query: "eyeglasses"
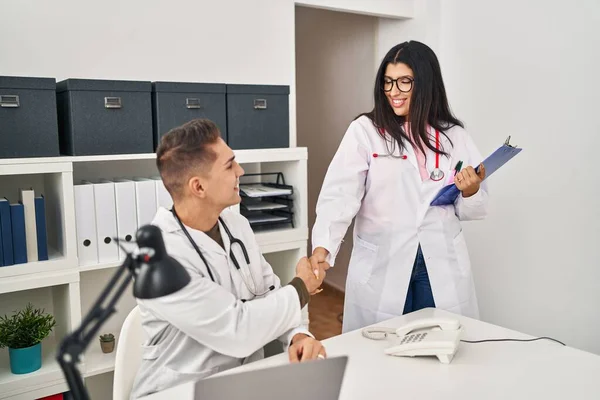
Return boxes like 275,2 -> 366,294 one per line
383,77 -> 414,93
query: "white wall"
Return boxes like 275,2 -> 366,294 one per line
377,0 -> 441,60
0,0 -> 298,144
295,6 -> 376,291
438,0 -> 600,355
296,0 -> 413,19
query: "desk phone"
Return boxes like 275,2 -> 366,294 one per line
362,317 -> 463,364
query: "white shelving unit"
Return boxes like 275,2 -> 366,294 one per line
0,147 -> 308,399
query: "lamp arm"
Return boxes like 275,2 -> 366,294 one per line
56,254 -> 138,400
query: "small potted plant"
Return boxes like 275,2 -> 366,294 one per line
0,303 -> 56,374
99,333 -> 115,353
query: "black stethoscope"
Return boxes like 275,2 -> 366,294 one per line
171,207 -> 274,299
373,128 -> 445,181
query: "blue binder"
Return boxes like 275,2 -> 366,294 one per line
10,202 -> 28,265
0,214 -> 3,266
0,198 -> 13,266
35,195 -> 49,261
431,136 -> 522,206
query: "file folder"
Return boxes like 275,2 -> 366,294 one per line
0,198 -> 13,266
112,179 -> 138,260
74,183 -> 99,266
19,188 -> 38,262
153,177 -> 172,211
133,178 -> 157,228
85,181 -> 119,264
34,195 -> 49,261
431,136 -> 522,206
10,202 -> 28,265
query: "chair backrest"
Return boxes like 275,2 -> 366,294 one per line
113,306 -> 143,400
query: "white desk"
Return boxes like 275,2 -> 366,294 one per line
144,308 -> 600,399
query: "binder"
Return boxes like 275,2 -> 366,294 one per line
0,215 -> 3,266
85,181 -> 119,264
112,179 -> 138,260
0,198 -> 13,266
153,177 -> 172,211
19,188 -> 38,262
34,195 -> 49,261
431,136 -> 523,206
10,202 -> 28,265
133,178 -> 157,228
74,183 -> 99,266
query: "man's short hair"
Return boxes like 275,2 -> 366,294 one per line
156,119 -> 221,200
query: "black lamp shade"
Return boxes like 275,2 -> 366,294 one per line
134,225 -> 191,299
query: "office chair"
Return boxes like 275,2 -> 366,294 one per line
113,306 -> 143,400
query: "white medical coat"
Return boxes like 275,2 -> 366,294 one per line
130,207 -> 310,399
312,116 -> 489,333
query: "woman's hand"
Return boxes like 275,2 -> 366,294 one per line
454,163 -> 485,198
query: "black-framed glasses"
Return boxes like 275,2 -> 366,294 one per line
383,76 -> 414,93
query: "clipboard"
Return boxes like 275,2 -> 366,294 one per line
430,136 -> 522,206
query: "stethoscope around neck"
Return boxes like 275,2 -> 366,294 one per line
373,128 -> 445,181
171,207 -> 274,300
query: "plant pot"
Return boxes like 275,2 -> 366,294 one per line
8,342 -> 42,374
100,339 -> 115,354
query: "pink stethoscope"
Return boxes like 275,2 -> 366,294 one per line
373,128 -> 445,181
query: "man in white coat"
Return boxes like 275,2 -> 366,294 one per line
130,119 -> 328,399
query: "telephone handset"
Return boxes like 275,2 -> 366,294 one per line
362,317 -> 463,364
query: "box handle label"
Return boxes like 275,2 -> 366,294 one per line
186,98 -> 203,109
0,95 -> 20,108
253,99 -> 267,110
104,97 -> 122,109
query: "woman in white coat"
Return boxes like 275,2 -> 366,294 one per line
311,41 -> 489,333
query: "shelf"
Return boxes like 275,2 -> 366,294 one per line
0,162 -> 72,176
0,337 -> 66,399
236,148 -> 307,163
83,335 -> 118,377
79,260 -> 122,272
255,226 -> 308,249
0,147 -> 307,166
0,249 -> 76,281
0,146 -> 308,398
0,268 -> 79,295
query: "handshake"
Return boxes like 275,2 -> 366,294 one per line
294,247 -> 331,295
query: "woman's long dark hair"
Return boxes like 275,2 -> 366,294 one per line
358,41 -> 463,157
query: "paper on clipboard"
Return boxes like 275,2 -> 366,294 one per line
430,136 -> 522,206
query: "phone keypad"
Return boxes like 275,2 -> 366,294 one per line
400,332 -> 428,344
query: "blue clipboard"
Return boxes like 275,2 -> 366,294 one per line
430,136 -> 522,206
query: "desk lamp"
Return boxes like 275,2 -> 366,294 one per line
56,225 -> 191,400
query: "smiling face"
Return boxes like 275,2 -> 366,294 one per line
383,62 -> 414,118
196,138 -> 245,208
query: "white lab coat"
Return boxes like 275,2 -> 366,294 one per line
130,207 -> 311,399
312,116 -> 489,333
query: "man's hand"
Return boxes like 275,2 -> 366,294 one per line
295,257 -> 327,294
288,334 -> 326,363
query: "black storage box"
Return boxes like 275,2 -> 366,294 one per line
56,79 -> 153,156
152,82 -> 227,149
226,84 -> 289,150
0,76 -> 60,159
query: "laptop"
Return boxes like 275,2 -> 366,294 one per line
192,356 -> 348,400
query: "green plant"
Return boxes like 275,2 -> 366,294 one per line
99,333 -> 115,342
0,303 -> 56,349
